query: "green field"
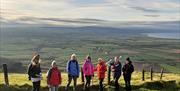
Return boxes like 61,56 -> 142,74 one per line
0,72 -> 180,91
0,27 -> 180,73
0,26 -> 180,91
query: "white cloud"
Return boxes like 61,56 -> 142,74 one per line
0,0 -> 179,21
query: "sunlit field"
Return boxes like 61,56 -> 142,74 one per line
0,72 -> 179,91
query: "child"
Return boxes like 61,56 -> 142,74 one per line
94,58 -> 107,91
47,61 -> 62,91
82,55 -> 94,90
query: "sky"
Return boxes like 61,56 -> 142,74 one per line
0,0 -> 180,21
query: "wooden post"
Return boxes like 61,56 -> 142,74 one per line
142,68 -> 145,81
150,67 -> 153,81
160,68 -> 164,80
107,65 -> 111,85
81,67 -> 84,83
2,64 -> 9,86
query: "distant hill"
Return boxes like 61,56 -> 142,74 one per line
0,17 -> 180,73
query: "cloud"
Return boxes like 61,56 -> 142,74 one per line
126,0 -> 180,13
0,0 -> 179,21
13,17 -> 105,24
130,6 -> 159,12
144,15 -> 160,17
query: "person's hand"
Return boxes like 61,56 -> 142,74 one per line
36,74 -> 42,78
35,74 -> 40,77
28,77 -> 31,81
39,73 -> 42,77
47,84 -> 50,87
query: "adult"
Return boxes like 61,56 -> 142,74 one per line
122,57 -> 134,91
111,56 -> 122,91
82,55 -> 94,90
27,54 -> 42,91
94,58 -> 107,91
66,54 -> 80,91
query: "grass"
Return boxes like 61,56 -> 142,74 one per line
0,27 -> 180,91
159,64 -> 180,74
0,72 -> 180,91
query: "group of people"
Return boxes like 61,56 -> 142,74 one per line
27,54 -> 134,91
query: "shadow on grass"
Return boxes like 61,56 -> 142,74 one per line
0,80 -> 179,91
132,80 -> 179,91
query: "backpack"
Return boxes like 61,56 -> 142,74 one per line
69,60 -> 79,72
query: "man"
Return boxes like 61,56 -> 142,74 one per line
122,57 -> 134,91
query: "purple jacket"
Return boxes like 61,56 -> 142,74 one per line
82,59 -> 94,76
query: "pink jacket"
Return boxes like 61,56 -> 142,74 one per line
82,59 -> 94,76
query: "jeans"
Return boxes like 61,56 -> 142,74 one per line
123,74 -> 131,91
85,76 -> 92,87
65,75 -> 78,91
99,78 -> 104,91
49,86 -> 58,91
114,76 -> 120,91
32,81 -> 40,91
84,75 -> 92,91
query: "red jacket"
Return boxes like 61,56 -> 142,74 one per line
47,67 -> 61,86
94,61 -> 107,79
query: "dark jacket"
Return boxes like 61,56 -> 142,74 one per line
27,63 -> 41,79
122,62 -> 134,76
112,62 -> 122,78
66,60 -> 80,77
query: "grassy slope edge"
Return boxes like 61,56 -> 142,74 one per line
0,72 -> 180,91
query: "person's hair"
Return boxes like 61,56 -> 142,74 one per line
114,56 -> 119,60
31,54 -> 40,66
126,57 -> 132,64
126,57 -> 130,61
86,55 -> 91,60
51,60 -> 56,67
98,58 -> 103,61
71,53 -> 77,60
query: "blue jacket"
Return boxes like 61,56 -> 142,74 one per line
66,60 -> 80,76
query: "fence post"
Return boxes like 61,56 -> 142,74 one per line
142,68 -> 145,81
81,67 -> 84,83
2,64 -> 9,86
107,65 -> 111,85
150,67 -> 153,81
160,68 -> 164,80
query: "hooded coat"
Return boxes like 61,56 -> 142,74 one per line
82,59 -> 94,76
94,61 -> 107,79
47,67 -> 62,86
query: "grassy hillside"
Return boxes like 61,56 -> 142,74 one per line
0,72 -> 180,91
0,26 -> 180,74
0,26 -> 180,91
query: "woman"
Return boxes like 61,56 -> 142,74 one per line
94,58 -> 107,91
82,55 -> 94,90
46,60 -> 62,91
122,57 -> 134,91
66,54 -> 80,91
27,54 -> 42,91
111,56 -> 122,91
